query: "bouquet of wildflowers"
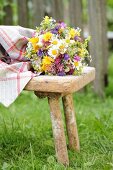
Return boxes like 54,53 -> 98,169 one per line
25,16 -> 91,76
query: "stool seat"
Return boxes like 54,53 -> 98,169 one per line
25,67 -> 95,93
24,67 -> 95,166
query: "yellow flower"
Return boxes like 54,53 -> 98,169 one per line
79,48 -> 86,57
74,62 -> 79,66
69,28 -> 80,38
43,32 -> 53,41
44,16 -> 50,24
29,37 -> 39,44
29,37 -> 39,51
41,56 -> 54,71
43,56 -> 54,64
41,64 -> 48,71
32,44 -> 39,51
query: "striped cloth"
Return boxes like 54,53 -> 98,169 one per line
0,26 -> 35,107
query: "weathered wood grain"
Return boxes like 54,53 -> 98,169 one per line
25,67 -> 95,93
48,94 -> 69,166
88,0 -> 108,95
62,94 -> 80,151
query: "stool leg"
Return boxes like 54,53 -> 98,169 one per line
62,94 -> 80,151
48,94 -> 69,166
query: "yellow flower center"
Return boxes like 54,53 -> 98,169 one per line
52,49 -> 57,55
52,40 -> 58,45
65,39 -> 70,43
74,62 -> 79,66
59,45 -> 65,50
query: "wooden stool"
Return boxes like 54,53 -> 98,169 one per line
25,67 -> 95,166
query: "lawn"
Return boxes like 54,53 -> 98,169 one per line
0,55 -> 113,170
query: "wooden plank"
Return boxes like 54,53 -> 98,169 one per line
25,67 -> 95,93
32,0 -> 44,27
88,0 -> 108,95
69,0 -> 83,29
62,94 -> 80,151
48,93 -> 69,165
51,0 -> 64,21
84,31 -> 113,40
17,0 -> 28,27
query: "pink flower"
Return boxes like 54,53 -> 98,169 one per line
74,55 -> 80,61
54,56 -> 62,64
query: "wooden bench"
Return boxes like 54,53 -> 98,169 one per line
25,66 -> 95,166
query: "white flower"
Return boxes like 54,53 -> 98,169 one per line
48,47 -> 59,58
36,35 -> 43,47
76,62 -> 82,70
27,42 -> 32,50
51,38 -> 59,46
70,40 -> 75,44
57,40 -> 68,54
50,39 -> 68,55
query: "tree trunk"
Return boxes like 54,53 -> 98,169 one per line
88,0 -> 108,96
32,0 -> 44,27
3,0 -> 13,25
17,0 -> 28,27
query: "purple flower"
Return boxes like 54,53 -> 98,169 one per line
37,49 -> 43,57
74,36 -> 82,42
51,25 -> 61,34
51,29 -> 58,34
64,53 -> 70,60
74,55 -> 80,61
57,71 -> 65,76
56,24 -> 61,30
60,22 -> 66,28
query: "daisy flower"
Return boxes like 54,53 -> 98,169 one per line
48,47 -> 59,58
25,16 -> 91,75
58,40 -> 68,54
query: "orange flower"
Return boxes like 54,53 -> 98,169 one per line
32,44 -> 39,51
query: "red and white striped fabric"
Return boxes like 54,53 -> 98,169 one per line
0,26 -> 35,107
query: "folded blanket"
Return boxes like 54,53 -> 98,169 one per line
0,26 -> 35,107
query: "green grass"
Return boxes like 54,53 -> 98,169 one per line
0,55 -> 113,170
